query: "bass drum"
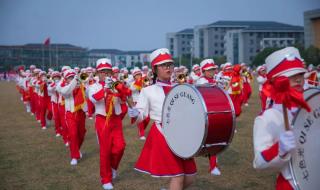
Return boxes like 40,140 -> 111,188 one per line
162,84 -> 235,159
290,88 -> 320,190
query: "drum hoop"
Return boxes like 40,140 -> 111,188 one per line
289,89 -> 320,190
161,83 -> 208,158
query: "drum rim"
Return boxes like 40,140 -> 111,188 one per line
289,88 -> 320,190
161,83 -> 209,159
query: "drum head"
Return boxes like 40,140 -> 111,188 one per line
290,89 -> 320,190
162,84 -> 207,159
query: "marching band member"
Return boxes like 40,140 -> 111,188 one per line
129,67 -> 150,140
304,64 -> 319,88
88,58 -> 126,190
84,67 -> 96,119
195,59 -> 221,176
228,64 -> 243,117
32,68 -> 42,123
29,65 -> 37,116
241,63 -> 253,107
189,64 -> 201,84
256,65 -> 267,111
59,68 -> 87,165
128,48 -> 197,190
253,47 -> 310,190
219,63 -> 233,90
196,59 -> 217,85
47,71 -> 63,137
56,66 -> 71,147
112,66 -> 120,81
37,71 -> 50,129
141,65 -> 149,78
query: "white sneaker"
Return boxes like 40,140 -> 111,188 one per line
79,151 -> 83,159
37,120 -> 41,123
112,168 -> 117,179
42,126 -> 47,130
139,136 -> 146,141
89,117 -> 93,120
102,183 -> 113,190
65,142 -> 69,147
245,103 -> 249,107
210,167 -> 221,176
70,159 -> 78,166
56,133 -> 61,137
31,113 -> 34,116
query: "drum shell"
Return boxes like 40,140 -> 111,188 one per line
196,86 -> 235,156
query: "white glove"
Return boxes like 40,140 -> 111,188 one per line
279,130 -> 297,157
128,107 -> 139,118
104,77 -> 113,89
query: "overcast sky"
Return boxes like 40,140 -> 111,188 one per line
0,0 -> 319,50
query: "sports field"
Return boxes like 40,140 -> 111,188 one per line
0,81 -> 275,190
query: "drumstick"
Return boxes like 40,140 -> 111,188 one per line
282,104 -> 290,131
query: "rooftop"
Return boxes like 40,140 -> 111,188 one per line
89,49 -> 152,55
208,21 -> 303,31
177,28 -> 194,34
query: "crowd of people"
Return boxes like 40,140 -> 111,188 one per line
13,47 -> 319,190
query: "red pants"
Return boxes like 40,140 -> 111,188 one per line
276,174 -> 293,190
59,105 -> 69,144
30,90 -> 36,114
46,97 -> 53,120
137,116 -> 150,137
39,96 -> 47,127
209,155 -> 218,171
86,98 -> 95,118
242,82 -> 252,104
95,115 -> 126,184
230,94 -> 242,117
65,110 -> 86,159
52,102 -> 62,135
35,94 -> 41,121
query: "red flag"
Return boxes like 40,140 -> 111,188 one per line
44,37 -> 50,46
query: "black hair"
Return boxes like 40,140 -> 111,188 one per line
152,66 -> 158,84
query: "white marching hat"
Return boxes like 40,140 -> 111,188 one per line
150,48 -> 173,69
265,47 -> 306,79
96,58 -> 112,71
200,59 -> 217,72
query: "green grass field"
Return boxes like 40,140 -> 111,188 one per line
0,81 -> 275,190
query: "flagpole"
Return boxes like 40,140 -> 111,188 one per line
49,44 -> 52,69
56,44 -> 59,69
42,44 -> 44,70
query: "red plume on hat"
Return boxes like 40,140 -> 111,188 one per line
263,76 -> 311,112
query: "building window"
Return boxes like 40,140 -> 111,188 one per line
250,40 -> 254,45
215,50 -> 218,54
214,35 -> 219,39
249,32 -> 254,36
220,43 -> 224,48
214,43 -> 218,47
250,48 -> 254,53
182,48 -> 185,51
182,35 -> 185,38
220,50 -> 224,55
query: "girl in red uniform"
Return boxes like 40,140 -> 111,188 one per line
128,48 -> 197,190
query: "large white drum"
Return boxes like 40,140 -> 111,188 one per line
162,84 -> 235,159
290,88 -> 320,190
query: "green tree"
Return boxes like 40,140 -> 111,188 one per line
251,47 -> 280,67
